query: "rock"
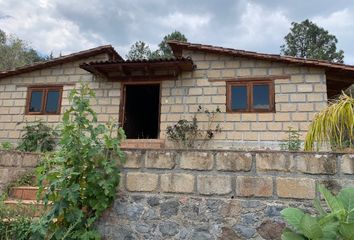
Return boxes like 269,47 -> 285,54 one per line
257,220 -> 285,240
160,200 -> 179,217
108,225 -> 135,240
142,208 -> 159,220
147,196 -> 160,207
159,221 -> 179,236
191,231 -> 213,240
220,227 -> 243,240
240,213 -> 257,225
265,205 -> 284,218
241,200 -> 260,208
180,204 -> 200,220
221,201 -> 241,217
206,199 -> 223,212
233,224 -> 256,239
126,204 -> 144,221
136,223 -> 151,234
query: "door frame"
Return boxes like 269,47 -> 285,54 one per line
119,81 -> 162,139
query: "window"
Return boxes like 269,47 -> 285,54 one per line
26,86 -> 63,114
226,80 -> 274,113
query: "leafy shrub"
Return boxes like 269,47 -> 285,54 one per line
0,195 -> 37,240
166,105 -> 221,148
280,126 -> 301,151
0,217 -> 33,240
281,185 -> 354,239
17,121 -> 58,152
0,142 -> 14,151
5,170 -> 36,195
305,93 -> 353,151
33,84 -> 126,239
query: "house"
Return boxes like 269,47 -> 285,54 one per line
0,41 -> 353,149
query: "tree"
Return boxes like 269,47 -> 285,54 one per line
0,29 -> 45,71
156,30 -> 187,58
126,41 -> 152,60
281,19 -> 344,63
126,30 -> 188,60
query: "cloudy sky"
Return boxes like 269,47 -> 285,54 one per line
1,0 -> 354,64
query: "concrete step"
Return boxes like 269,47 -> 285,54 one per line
4,199 -> 48,217
9,186 -> 40,200
121,139 -> 165,149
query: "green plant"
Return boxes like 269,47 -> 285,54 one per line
281,185 -> 354,240
305,93 -> 354,151
5,170 -> 36,195
33,83 -> 126,239
0,195 -> 37,240
0,217 -> 33,240
166,105 -> 221,148
17,120 -> 58,152
0,142 -> 14,151
280,126 -> 301,151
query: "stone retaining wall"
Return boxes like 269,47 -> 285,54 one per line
97,149 -> 354,239
0,150 -> 40,193
1,149 -> 353,239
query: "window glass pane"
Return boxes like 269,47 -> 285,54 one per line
253,85 -> 270,109
45,90 -> 60,113
231,86 -> 247,110
29,91 -> 43,112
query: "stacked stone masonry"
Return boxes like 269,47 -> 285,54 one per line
0,150 -> 40,193
0,49 -> 329,149
97,149 -> 354,239
1,149 -> 354,239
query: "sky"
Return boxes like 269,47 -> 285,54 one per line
0,0 -> 354,64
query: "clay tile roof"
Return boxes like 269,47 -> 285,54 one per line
0,45 -> 122,79
83,56 -> 192,65
167,41 -> 354,72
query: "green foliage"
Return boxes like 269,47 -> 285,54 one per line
281,19 -> 344,63
0,29 -> 45,71
281,185 -> 354,240
166,105 -> 221,148
156,30 -> 187,58
280,126 -> 301,151
0,195 -> 37,240
33,83 -> 126,239
0,217 -> 33,240
17,121 -> 58,153
5,170 -> 36,195
126,41 -> 152,60
126,30 -> 187,60
0,142 -> 14,151
304,93 -> 354,151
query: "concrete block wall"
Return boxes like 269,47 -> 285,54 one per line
160,50 -> 328,149
0,53 -> 121,144
121,150 -> 354,199
96,149 -> 354,239
0,150 -> 40,193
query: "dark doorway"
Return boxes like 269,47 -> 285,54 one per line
123,84 -> 160,139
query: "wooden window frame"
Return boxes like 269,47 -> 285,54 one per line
25,85 -> 63,115
226,79 -> 275,113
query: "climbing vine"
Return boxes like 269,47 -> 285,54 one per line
32,84 -> 126,239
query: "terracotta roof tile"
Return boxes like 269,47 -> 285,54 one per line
167,41 -> 354,72
0,45 -> 122,79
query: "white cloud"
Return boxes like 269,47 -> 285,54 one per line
158,12 -> 211,31
226,2 -> 290,53
0,0 -> 104,56
312,9 -> 354,64
0,0 -> 353,64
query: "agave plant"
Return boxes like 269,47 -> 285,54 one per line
281,186 -> 354,240
304,93 -> 354,151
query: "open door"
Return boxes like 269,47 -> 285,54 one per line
121,83 -> 160,139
